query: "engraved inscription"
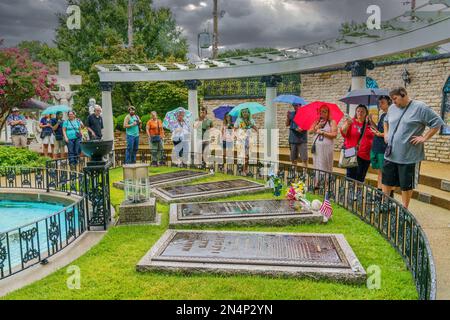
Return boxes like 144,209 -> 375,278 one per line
178,200 -> 312,220
154,232 -> 349,268
158,179 -> 264,198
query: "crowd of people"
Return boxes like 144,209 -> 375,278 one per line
7,86 -> 444,208
7,106 -> 102,166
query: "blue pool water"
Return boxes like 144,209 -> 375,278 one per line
0,200 -> 65,233
0,200 -> 80,271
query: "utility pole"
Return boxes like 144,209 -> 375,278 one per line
128,0 -> 133,48
212,0 -> 219,59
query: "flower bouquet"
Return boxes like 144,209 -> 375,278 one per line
286,181 -> 311,211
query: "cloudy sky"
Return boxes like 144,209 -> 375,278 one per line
0,0 -> 446,55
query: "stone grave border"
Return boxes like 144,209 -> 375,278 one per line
169,200 -> 324,227
152,179 -> 270,203
112,170 -> 213,190
137,230 -> 366,284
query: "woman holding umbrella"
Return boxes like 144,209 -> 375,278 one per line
222,112 -> 235,162
39,113 -> 55,158
340,104 -> 375,182
171,110 -> 191,166
234,108 -> 258,175
311,104 -> 338,187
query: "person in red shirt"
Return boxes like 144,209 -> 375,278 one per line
340,104 -> 375,182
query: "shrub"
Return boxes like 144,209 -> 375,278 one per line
0,146 -> 49,168
140,114 -> 151,131
115,113 -> 128,132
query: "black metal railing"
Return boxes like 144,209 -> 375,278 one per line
0,167 -> 88,280
41,148 -> 438,299
109,149 -> 436,300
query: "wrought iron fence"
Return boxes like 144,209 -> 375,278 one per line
109,149 -> 436,300
0,167 -> 88,280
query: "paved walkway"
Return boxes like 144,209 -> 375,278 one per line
402,196 -> 450,300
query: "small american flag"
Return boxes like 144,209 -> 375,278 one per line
319,193 -> 333,219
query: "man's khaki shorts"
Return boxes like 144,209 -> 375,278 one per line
11,135 -> 27,148
54,139 -> 66,154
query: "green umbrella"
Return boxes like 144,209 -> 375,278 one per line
42,105 -> 71,115
229,102 -> 266,117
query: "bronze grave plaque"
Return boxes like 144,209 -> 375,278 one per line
169,200 -> 323,227
153,179 -> 269,203
137,230 -> 366,283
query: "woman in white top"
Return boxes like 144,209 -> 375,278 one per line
311,104 -> 338,188
171,110 -> 191,165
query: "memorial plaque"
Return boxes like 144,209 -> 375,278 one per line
113,170 -> 211,190
137,230 -> 366,283
169,200 -> 323,227
153,179 -> 269,203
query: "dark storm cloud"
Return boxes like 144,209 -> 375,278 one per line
0,0 -> 421,53
0,0 -> 67,46
154,0 -> 409,53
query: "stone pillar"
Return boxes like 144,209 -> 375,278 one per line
185,80 -> 202,164
261,75 -> 282,161
185,80 -> 202,121
344,60 -> 374,116
100,82 -> 114,142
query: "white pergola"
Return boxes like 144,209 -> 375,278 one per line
96,2 -> 450,145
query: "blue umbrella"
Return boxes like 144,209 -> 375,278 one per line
229,102 -> 266,118
274,95 -> 308,105
213,105 -> 236,121
42,105 -> 71,115
339,89 -> 389,106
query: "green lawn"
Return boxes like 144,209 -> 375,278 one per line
3,167 -> 418,300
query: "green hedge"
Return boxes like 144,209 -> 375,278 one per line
0,146 -> 49,168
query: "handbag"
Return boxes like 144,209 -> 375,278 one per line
385,101 -> 412,157
339,120 -> 367,168
69,120 -> 82,139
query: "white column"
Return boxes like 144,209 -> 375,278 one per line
345,60 -> 374,117
261,75 -> 282,160
265,86 -> 277,130
349,76 -> 366,116
100,82 -> 114,143
185,80 -> 202,164
188,89 -> 199,121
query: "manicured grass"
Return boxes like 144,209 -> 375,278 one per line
3,167 -> 418,300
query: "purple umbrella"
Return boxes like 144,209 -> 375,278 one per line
213,105 -> 236,121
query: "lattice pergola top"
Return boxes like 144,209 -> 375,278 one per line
97,1 -> 450,82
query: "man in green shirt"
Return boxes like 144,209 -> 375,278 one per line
123,106 -> 141,164
194,107 -> 213,164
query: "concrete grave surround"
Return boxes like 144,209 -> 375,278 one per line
113,170 -> 212,190
137,230 -> 366,283
169,200 -> 323,227
152,179 -> 270,203
118,198 -> 161,225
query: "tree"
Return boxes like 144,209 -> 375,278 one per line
0,43 -> 56,130
17,41 -> 66,69
55,0 -> 188,73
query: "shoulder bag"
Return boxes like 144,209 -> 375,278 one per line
385,101 -> 412,157
339,120 -> 367,168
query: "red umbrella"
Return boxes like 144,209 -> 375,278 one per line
293,101 -> 344,131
